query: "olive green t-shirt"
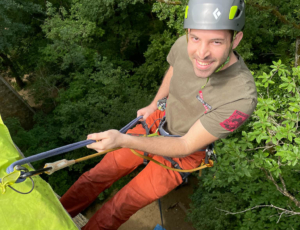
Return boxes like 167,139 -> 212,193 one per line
165,35 -> 257,138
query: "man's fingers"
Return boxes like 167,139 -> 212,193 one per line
86,132 -> 105,149
87,133 -> 98,140
86,142 -> 105,152
87,132 -> 106,140
143,113 -> 150,121
86,142 -> 99,149
137,110 -> 145,120
137,109 -> 144,118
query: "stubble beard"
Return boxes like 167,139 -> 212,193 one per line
193,50 -> 230,78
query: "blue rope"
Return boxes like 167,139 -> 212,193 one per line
6,116 -> 143,176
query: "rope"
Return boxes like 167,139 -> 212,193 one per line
130,149 -> 213,173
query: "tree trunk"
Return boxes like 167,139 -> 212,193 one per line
295,36 -> 300,67
0,53 -> 25,89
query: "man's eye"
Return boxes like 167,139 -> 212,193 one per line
214,41 -> 222,45
192,37 -> 199,41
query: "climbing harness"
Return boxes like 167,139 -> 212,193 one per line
153,98 -> 216,179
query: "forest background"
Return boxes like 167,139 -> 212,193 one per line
1,0 -> 300,229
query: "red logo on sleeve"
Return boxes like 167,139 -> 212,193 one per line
220,110 -> 249,132
198,90 -> 211,113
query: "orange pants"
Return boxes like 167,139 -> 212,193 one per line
60,110 -> 205,230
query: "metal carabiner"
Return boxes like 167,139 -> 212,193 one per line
18,167 -> 53,179
205,143 -> 217,164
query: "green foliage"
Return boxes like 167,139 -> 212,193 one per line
4,117 -> 34,151
133,31 -> 177,90
0,0 -> 43,52
188,62 -> 300,229
41,2 -> 101,71
188,188 -> 248,230
152,0 -> 188,34
0,0 -> 44,87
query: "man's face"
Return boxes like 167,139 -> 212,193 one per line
187,29 -> 232,78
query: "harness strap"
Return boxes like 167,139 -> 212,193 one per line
139,120 -> 150,165
140,120 -> 150,135
157,116 -> 207,176
158,117 -> 180,137
163,156 -> 190,181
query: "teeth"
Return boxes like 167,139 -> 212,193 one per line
196,60 -> 211,66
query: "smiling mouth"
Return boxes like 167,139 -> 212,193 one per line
195,59 -> 213,69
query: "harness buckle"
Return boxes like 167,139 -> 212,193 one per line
205,143 -> 217,165
157,97 -> 167,111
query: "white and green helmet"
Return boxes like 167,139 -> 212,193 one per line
184,0 -> 245,31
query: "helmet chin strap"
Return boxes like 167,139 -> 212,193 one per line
204,32 -> 236,89
215,31 -> 237,73
186,29 -> 189,42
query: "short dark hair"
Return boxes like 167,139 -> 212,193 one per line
230,26 -> 244,42
229,30 -> 234,42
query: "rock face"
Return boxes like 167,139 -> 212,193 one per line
0,76 -> 35,130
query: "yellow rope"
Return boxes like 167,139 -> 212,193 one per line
130,149 -> 213,173
75,148 -> 121,163
75,147 -> 213,173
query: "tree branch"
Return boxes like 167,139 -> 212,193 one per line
248,1 -> 300,30
216,204 -> 300,223
244,145 -> 275,152
261,168 -> 300,208
216,204 -> 300,215
262,168 -> 284,193
0,53 -> 25,89
155,0 -> 182,5
279,173 -> 287,191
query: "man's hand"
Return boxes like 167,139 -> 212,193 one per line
137,104 -> 157,120
86,130 -> 124,152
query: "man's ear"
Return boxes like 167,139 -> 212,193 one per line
232,31 -> 243,49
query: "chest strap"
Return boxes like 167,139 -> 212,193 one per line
139,120 -> 151,165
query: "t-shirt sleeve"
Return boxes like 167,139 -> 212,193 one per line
167,35 -> 187,66
200,98 -> 257,138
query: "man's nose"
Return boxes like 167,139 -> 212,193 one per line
196,43 -> 210,59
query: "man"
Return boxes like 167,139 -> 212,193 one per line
60,0 -> 257,229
